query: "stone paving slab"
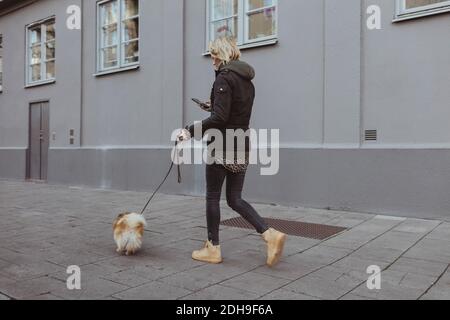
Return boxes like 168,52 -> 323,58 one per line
283,274 -> 356,300
220,272 -> 292,295
420,268 -> 450,300
393,219 -> 442,234
253,260 -> 323,281
403,238 -> 450,263
388,257 -> 448,278
259,289 -> 320,300
425,223 -> 450,240
305,265 -> 367,286
284,245 -> 353,266
350,281 -> 425,300
112,281 -> 193,300
0,180 -> 449,300
180,284 -> 260,300
0,293 -> 10,300
380,270 -> 438,290
321,216 -> 407,250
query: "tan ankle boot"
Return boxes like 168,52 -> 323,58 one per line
192,241 -> 223,264
262,228 -> 287,267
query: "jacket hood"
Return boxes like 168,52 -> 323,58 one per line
220,60 -> 255,80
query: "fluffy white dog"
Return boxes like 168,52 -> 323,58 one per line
113,212 -> 147,256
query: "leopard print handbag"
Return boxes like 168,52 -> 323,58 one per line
215,153 -> 249,174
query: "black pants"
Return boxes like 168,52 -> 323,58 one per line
206,163 -> 269,245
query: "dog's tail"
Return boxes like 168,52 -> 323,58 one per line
122,230 -> 143,253
123,213 -> 147,253
126,213 -> 147,228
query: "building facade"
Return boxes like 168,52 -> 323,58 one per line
1,0 -> 450,219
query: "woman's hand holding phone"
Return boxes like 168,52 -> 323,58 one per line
192,98 -> 212,112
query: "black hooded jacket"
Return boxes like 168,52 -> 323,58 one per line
187,60 -> 256,154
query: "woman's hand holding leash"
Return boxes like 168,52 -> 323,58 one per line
177,129 -> 191,142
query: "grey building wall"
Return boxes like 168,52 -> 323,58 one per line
48,0 -> 187,194
0,0 -> 82,179
0,0 -> 188,194
1,0 -> 450,219
362,0 -> 450,147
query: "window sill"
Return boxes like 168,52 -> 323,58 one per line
393,6 -> 450,22
202,38 -> 278,56
25,79 -> 56,89
94,65 -> 140,77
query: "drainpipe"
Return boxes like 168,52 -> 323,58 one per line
79,0 -> 84,147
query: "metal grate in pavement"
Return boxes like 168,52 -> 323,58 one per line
221,217 -> 347,240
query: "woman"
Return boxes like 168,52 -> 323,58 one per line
177,37 -> 286,267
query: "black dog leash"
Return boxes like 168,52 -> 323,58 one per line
140,141 -> 182,215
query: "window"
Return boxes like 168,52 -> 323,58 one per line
97,0 -> 139,72
0,34 -> 3,92
396,0 -> 450,19
26,18 -> 56,85
207,0 -> 277,48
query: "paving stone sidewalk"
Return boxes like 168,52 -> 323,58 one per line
0,180 -> 449,300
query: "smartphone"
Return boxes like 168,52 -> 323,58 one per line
191,98 -> 211,111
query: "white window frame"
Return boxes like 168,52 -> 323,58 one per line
395,0 -> 450,21
206,0 -> 278,51
96,0 -> 140,73
25,17 -> 56,87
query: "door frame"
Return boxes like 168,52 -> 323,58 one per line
26,100 -> 50,182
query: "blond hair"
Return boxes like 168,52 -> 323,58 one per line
209,37 -> 241,64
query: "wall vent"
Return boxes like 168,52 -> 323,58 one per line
365,130 -> 377,141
